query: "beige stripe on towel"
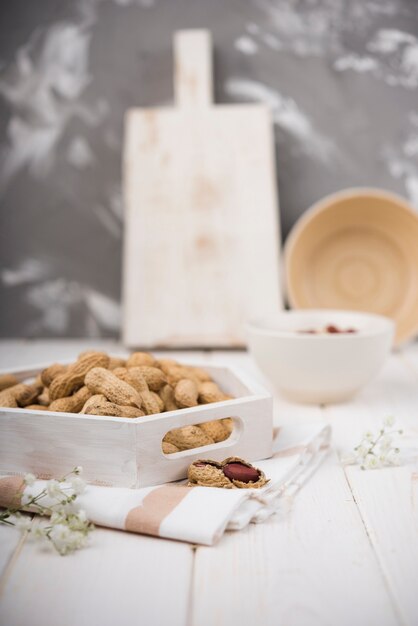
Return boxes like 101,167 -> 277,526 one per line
0,476 -> 24,509
125,485 -> 189,536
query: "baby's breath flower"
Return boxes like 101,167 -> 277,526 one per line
356,445 -> 368,457
348,417 -> 403,470
32,526 -> 47,540
70,476 -> 86,495
363,455 -> 379,470
24,473 -> 36,486
50,511 -> 64,524
380,436 -> 392,452
49,524 -> 88,556
49,524 -> 70,553
0,466 -> 93,556
46,480 -> 62,499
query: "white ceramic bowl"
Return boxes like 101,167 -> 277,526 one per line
246,310 -> 394,404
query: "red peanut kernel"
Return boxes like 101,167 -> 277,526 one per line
222,462 -> 260,483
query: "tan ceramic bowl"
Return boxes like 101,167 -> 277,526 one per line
284,188 -> 418,345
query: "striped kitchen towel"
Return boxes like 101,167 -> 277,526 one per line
0,423 -> 330,545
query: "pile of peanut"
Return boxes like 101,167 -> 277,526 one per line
0,351 -> 234,454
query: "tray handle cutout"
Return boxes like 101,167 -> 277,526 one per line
161,416 -> 242,459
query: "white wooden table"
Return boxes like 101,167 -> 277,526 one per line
0,340 -> 417,626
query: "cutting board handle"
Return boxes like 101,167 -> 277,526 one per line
174,30 -> 213,108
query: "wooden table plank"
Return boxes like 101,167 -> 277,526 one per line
346,465 -> 418,626
0,528 -> 194,626
193,351 -> 401,626
0,526 -> 26,583
191,452 -> 399,626
325,349 -> 418,626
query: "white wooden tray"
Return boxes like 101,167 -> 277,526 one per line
0,362 -> 273,488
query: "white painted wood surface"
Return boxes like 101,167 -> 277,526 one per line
192,454 -> 399,626
122,29 -> 281,348
346,466 -> 418,626
0,341 -> 418,626
0,524 -> 193,626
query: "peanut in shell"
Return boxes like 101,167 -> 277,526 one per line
188,457 -> 268,489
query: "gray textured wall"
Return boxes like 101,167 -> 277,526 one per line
1,0 -> 417,338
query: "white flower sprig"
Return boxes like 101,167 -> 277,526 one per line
0,466 -> 94,555
348,416 -> 403,470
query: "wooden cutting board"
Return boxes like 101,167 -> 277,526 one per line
122,30 -> 281,348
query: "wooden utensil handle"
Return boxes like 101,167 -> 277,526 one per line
174,29 -> 213,108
